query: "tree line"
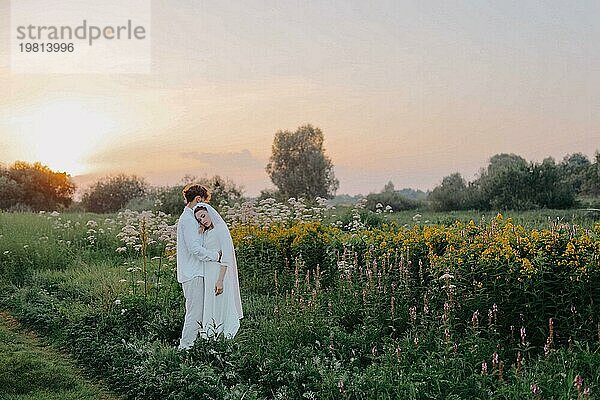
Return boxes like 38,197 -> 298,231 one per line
1,124 -> 598,213
0,164 -> 245,215
427,152 -> 600,211
0,125 -> 335,213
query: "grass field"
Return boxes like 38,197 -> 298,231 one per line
331,206 -> 600,229
0,311 -> 119,400
0,207 -> 599,399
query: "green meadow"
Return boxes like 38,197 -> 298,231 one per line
0,207 -> 599,399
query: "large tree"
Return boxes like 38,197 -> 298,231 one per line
559,153 -> 591,194
531,157 -> 575,209
476,153 -> 535,210
0,161 -> 75,211
428,173 -> 469,211
582,151 -> 600,196
266,124 -> 339,199
469,154 -> 575,210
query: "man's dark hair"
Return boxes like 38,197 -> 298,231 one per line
182,184 -> 211,203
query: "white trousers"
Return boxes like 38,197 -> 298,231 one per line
178,276 -> 205,350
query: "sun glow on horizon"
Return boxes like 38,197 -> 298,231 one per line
8,99 -> 119,176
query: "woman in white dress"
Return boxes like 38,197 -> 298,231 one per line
194,203 -> 243,339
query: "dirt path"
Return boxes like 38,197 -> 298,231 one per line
0,310 -> 120,400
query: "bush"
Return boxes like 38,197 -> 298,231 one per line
365,181 -> 420,212
429,153 -> 580,211
150,175 -> 244,216
428,173 -> 471,211
0,162 -> 75,211
365,191 -> 419,212
81,174 -> 148,213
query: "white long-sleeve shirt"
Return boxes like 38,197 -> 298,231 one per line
176,206 -> 220,283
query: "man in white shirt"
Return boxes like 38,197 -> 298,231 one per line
177,184 -> 221,350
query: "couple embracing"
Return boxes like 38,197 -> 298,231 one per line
176,184 -> 243,350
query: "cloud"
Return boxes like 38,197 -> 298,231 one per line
180,149 -> 263,170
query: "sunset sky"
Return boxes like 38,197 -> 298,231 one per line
1,1 -> 599,196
